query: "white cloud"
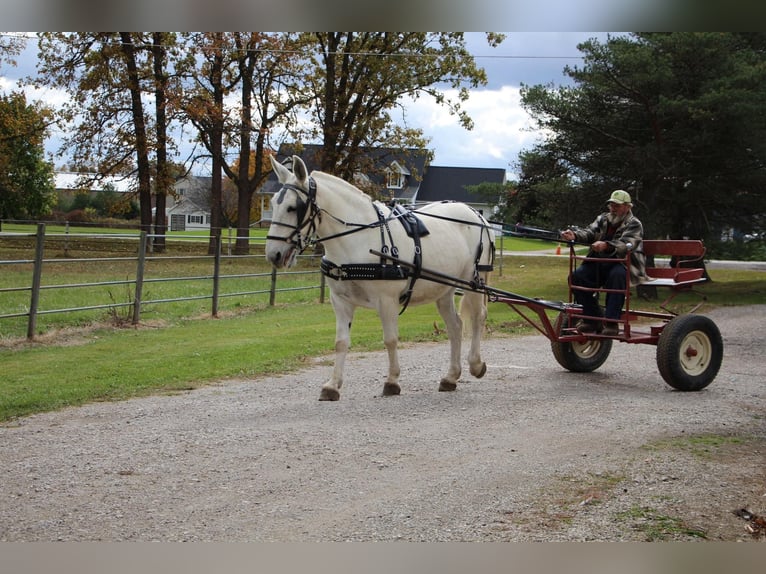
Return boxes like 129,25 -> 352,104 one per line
401,85 -> 544,178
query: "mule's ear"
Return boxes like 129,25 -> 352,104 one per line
292,155 -> 308,182
270,155 -> 289,182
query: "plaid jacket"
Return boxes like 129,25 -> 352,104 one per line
573,211 -> 648,285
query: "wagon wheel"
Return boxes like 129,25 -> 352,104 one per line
656,314 -> 723,391
551,314 -> 612,373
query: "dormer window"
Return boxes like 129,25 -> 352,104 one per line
386,161 -> 409,189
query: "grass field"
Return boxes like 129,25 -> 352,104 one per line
1,228 -> 764,421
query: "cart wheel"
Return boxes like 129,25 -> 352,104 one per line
551,314 -> 612,373
656,314 -> 723,391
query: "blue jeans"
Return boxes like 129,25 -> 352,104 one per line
570,260 -> 627,321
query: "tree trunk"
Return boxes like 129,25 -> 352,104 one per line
152,33 -> 169,253
207,35 -> 225,256
120,33 -> 153,240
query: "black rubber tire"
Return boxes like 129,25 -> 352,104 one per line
656,314 -> 723,391
551,314 -> 612,373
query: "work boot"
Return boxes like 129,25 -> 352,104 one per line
601,324 -> 619,336
576,320 -> 601,334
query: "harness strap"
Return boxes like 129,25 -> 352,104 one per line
321,203 -> 425,314
321,258 -> 410,281
398,230 -> 422,314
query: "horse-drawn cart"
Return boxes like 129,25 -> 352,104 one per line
266,154 -> 722,400
375,239 -> 724,392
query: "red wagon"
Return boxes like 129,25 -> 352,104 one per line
374,239 -> 723,391
488,240 -> 723,391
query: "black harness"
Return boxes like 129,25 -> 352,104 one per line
268,178 -> 493,313
320,203 -> 429,312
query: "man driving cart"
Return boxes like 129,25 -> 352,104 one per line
560,189 -> 647,335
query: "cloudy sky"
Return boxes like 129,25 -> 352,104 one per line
1,32 -> 613,179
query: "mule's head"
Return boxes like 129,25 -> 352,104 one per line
265,155 -> 317,269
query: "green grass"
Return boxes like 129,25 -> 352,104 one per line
0,222 -> 270,240
0,302 -> 453,421
617,505 -> 708,541
642,434 -> 746,460
1,238 -> 765,421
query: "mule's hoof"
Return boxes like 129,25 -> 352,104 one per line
471,362 -> 487,379
319,387 -> 340,401
382,382 -> 401,396
438,379 -> 457,392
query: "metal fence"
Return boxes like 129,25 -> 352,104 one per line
0,224 -> 327,340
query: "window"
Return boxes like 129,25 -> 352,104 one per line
387,161 -> 409,189
387,170 -> 404,189
188,215 -> 204,224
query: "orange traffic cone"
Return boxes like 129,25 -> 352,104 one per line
556,244 -> 561,255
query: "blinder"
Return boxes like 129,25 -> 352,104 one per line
266,177 -> 319,253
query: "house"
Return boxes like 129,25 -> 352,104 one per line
415,165 -> 506,217
259,143 -> 504,224
167,176 -> 213,231
257,144 -> 429,225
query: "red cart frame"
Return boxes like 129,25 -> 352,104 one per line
373,240 -> 723,391
488,241 -> 722,391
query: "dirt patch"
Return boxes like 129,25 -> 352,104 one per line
0,305 -> 764,541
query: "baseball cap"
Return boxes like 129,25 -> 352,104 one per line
607,190 -> 632,205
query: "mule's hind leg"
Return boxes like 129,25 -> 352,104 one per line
435,292 -> 463,392
460,291 -> 488,378
378,297 -> 402,396
320,295 -> 355,401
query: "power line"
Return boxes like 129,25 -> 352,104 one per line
1,32 -> 584,61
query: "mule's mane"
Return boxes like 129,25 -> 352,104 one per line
311,170 -> 374,203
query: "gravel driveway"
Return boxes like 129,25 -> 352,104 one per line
1,305 -> 764,542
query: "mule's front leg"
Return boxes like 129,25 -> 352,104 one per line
379,298 -> 401,396
320,297 -> 354,401
436,293 -> 462,392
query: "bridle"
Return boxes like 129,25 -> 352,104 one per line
265,178 -> 321,254
266,176 -> 394,254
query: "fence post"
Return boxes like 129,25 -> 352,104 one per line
269,267 -> 277,306
26,223 -> 46,340
132,232 -> 147,325
64,221 -> 70,257
212,234 -> 221,317
319,268 -> 326,304
498,232 -> 503,277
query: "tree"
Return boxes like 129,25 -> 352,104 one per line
182,32 -> 228,255
513,149 -> 587,230
34,33 -> 186,250
520,33 -> 766,241
0,33 -> 25,67
300,33 -> 504,179
182,32 -> 311,254
0,92 -> 56,221
118,32 -> 153,237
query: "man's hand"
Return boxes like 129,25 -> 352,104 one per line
560,229 -> 575,242
591,240 -> 610,253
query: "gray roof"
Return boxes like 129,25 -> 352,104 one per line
264,144 -> 429,201
173,176 -> 213,211
262,145 -> 506,206
416,166 -> 506,203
